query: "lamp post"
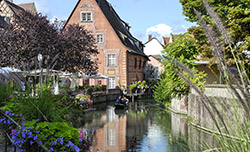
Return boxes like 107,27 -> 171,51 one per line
38,53 -> 43,93
37,53 -> 43,62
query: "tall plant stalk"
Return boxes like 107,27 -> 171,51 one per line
164,0 -> 250,150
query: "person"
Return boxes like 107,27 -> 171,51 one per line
121,95 -> 129,106
115,96 -> 122,104
115,95 -> 129,105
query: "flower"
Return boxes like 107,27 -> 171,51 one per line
9,95 -> 14,98
79,130 -> 84,138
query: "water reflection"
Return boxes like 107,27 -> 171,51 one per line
80,99 -> 212,152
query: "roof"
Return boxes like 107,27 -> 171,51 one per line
162,34 -> 179,45
18,3 -> 37,14
195,61 -> 209,65
162,37 -> 170,45
149,55 -> 162,62
144,37 -> 163,46
64,0 -> 148,58
5,0 -> 25,16
96,0 -> 147,57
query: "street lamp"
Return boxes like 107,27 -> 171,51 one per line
37,53 -> 43,62
37,53 -> 43,93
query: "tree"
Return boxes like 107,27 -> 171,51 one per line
0,11 -> 98,73
180,0 -> 250,67
153,33 -> 206,105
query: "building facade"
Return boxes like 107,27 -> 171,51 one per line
64,0 -> 148,89
0,0 -> 36,26
144,36 -> 164,79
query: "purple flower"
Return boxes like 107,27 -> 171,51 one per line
74,145 -> 80,152
50,147 -> 54,151
9,95 -> 14,98
5,111 -> 11,115
0,118 -> 5,122
22,132 -> 26,138
59,137 -> 63,144
27,131 -> 32,138
30,141 -> 33,145
33,136 -> 37,140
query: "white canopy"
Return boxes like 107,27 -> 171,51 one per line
0,67 -> 22,74
79,73 -> 109,79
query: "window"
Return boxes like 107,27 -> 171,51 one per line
82,12 -> 92,21
139,59 -> 142,69
143,60 -> 147,68
97,34 -> 103,43
134,58 -> 137,69
108,77 -> 116,89
108,54 -> 116,66
155,67 -> 159,76
4,17 -> 10,24
98,80 -> 102,85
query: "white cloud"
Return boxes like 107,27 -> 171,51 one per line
146,24 -> 173,40
14,0 -> 49,15
172,25 -> 188,34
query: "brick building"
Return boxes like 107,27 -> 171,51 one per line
64,0 -> 148,89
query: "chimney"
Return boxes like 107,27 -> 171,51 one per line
148,35 -> 152,41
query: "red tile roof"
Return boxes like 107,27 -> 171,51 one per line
162,37 -> 170,45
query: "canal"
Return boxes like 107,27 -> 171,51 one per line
80,98 -> 214,152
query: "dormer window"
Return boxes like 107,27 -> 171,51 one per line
4,17 -> 10,24
81,12 -> 92,22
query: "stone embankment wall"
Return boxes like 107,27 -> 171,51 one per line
171,84 -> 245,132
171,95 -> 188,115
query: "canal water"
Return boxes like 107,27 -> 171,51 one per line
80,98 -> 215,152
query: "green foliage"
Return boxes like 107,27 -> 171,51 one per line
0,83 -> 14,107
17,120 -> 85,151
180,0 -> 250,67
93,85 -> 102,91
154,33 -> 206,104
16,90 -> 69,123
129,80 -> 148,94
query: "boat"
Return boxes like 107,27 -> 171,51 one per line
115,103 -> 127,109
114,98 -> 129,109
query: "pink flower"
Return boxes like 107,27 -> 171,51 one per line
79,130 -> 85,138
9,95 -> 13,98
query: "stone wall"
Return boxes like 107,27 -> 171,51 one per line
171,95 -> 188,114
188,84 -> 245,132
171,84 -> 246,132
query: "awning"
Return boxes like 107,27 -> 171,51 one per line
0,67 -> 22,73
80,73 -> 109,79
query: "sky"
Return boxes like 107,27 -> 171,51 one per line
13,0 -> 196,43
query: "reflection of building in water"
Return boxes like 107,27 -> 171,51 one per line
126,109 -> 150,149
90,107 -> 127,152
